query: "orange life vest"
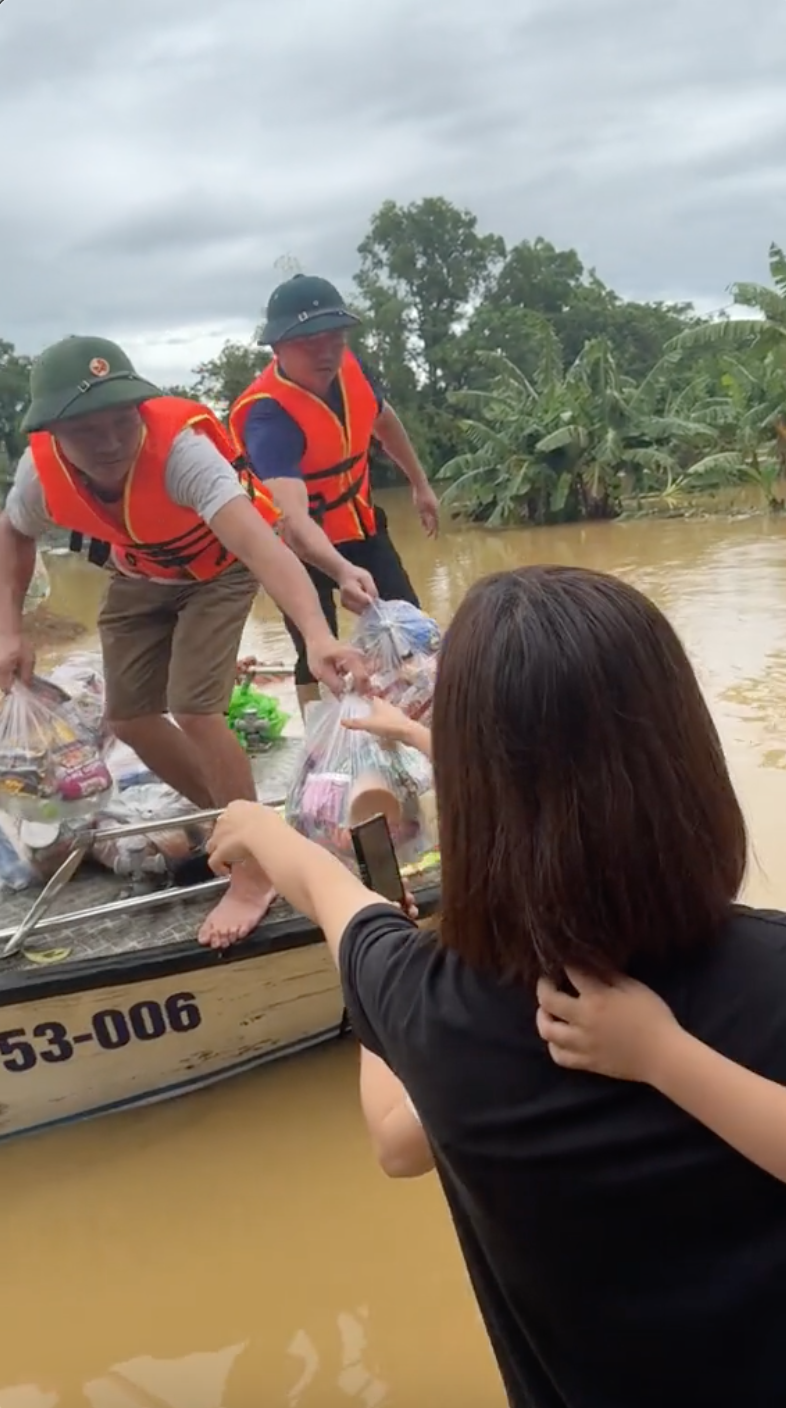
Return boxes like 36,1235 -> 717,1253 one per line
29,397 -> 279,582
229,349 -> 379,544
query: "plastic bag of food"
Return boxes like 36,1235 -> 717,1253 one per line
91,783 -> 211,878
49,651 -> 110,748
285,692 -> 433,865
351,599 -> 441,724
352,599 -> 441,667
0,676 -> 113,824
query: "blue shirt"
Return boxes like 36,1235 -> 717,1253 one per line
243,355 -> 386,483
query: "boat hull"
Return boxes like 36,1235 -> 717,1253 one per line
0,942 -> 345,1142
0,877 -> 440,1143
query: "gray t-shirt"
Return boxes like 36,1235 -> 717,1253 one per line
6,428 -> 247,579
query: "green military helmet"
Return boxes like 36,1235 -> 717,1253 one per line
258,273 -> 361,346
21,335 -> 163,433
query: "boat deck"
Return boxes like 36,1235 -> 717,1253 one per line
0,737 -> 441,992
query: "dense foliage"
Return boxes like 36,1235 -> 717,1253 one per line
3,198 -> 784,522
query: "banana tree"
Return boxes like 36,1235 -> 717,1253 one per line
440,331 -> 711,524
670,242 -> 786,360
437,330 -> 584,525
676,353 -> 786,510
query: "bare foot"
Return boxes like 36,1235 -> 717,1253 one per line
198,858 -> 276,949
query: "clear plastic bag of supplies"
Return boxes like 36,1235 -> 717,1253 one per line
0,675 -> 113,825
48,656 -> 156,787
49,651 -> 110,748
285,691 -> 434,866
351,599 -> 441,725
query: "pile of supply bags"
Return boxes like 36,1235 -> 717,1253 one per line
0,601 -> 442,893
0,657 -> 205,892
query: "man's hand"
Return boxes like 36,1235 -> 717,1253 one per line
338,564 -> 378,614
412,482 -> 440,538
306,636 -> 370,697
0,632 -> 35,693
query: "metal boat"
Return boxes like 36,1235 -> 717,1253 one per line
0,736 -> 440,1142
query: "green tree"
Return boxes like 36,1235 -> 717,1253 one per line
356,196 -> 505,389
462,237 -> 696,385
161,382 -> 199,400
672,242 -> 786,362
192,341 -> 271,421
0,340 -> 32,467
355,196 -> 506,467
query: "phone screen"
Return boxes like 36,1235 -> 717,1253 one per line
350,814 -> 405,903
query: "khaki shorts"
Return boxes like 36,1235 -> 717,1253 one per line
98,563 -> 258,720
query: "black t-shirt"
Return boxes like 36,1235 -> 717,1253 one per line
339,902 -> 786,1408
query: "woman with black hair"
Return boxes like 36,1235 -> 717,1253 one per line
206,566 -> 786,1408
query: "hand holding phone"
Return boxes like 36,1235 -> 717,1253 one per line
350,813 -> 406,904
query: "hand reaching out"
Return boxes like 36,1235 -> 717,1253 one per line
341,696 -> 412,745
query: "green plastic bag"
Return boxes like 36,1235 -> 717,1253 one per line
226,680 -> 290,751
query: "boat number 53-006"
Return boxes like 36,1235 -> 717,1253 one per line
0,992 -> 203,1073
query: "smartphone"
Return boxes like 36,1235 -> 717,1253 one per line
350,813 -> 406,903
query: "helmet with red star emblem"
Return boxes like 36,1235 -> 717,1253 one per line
21,335 -> 163,432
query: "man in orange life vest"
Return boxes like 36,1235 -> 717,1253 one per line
229,274 -> 440,714
0,335 -> 369,947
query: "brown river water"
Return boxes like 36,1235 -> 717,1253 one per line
4,490 -> 786,1406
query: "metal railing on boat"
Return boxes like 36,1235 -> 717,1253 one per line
0,800 -> 286,958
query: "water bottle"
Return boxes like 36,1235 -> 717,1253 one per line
0,830 -> 37,892
113,837 -> 151,878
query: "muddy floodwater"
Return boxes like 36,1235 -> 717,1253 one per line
4,491 -> 786,1406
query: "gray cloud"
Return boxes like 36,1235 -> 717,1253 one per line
1,0 -> 785,381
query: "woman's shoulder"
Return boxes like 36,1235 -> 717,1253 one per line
678,905 -> 786,1071
678,906 -> 786,1041
678,904 -> 786,999
722,903 -> 786,953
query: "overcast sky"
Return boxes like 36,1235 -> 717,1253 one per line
1,0 -> 785,385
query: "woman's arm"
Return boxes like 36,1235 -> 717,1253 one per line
536,969 -> 786,1184
651,1028 -> 786,1183
209,802 -> 393,962
398,718 -> 432,760
359,1047 -> 434,1178
207,803 -> 434,1178
342,697 -> 432,760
